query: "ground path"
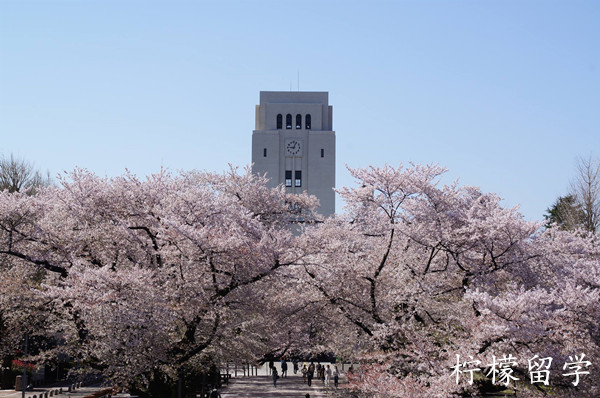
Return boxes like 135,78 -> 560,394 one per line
1,377 -> 343,398
0,385 -> 131,398
0,363 -> 349,398
220,373 -> 344,397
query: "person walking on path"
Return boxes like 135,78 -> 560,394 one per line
272,367 -> 279,387
268,360 -> 274,374
324,364 -> 332,386
333,365 -> 339,387
315,363 -> 321,384
281,359 -> 288,377
301,363 -> 308,383
307,362 -> 315,387
293,360 -> 299,374
319,365 -> 325,383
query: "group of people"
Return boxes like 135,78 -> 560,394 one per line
268,358 -> 340,388
300,362 -> 340,387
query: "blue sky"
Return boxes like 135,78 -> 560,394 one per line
1,0 -> 598,220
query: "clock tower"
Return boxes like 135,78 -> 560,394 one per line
252,91 -> 335,217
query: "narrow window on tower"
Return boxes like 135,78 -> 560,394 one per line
306,114 -> 312,129
263,148 -> 267,157
321,148 -> 324,158
276,114 -> 282,129
285,170 -> 292,187
286,114 -> 292,129
295,170 -> 302,187
296,114 -> 302,129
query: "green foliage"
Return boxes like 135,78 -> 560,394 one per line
544,195 -> 585,230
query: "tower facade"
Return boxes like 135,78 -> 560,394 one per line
252,91 -> 335,217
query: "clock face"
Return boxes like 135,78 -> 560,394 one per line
285,140 -> 302,156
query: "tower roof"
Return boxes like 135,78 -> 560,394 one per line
259,91 -> 329,105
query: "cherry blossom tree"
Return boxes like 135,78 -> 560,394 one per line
1,162 -> 597,397
0,166 -> 317,395
297,163 -> 599,397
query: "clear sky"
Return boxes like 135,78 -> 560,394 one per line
1,0 -> 598,221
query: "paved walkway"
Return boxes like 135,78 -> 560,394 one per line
2,377 -> 342,398
1,363 -> 350,397
0,385 -> 131,398
220,374 -> 343,397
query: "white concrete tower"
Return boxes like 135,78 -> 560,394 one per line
252,91 -> 335,217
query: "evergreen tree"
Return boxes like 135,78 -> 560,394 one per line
544,194 -> 585,230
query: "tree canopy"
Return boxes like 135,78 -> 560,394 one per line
0,154 -> 51,194
546,156 -> 600,234
0,164 -> 598,397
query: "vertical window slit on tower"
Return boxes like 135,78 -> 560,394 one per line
276,114 -> 282,129
286,114 -> 292,129
306,114 -> 311,129
285,170 -> 292,187
321,148 -> 324,158
295,170 -> 302,187
263,148 -> 267,157
296,114 -> 302,129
